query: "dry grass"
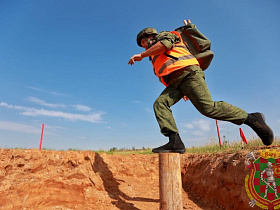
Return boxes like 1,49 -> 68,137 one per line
185,137 -> 280,154
3,137 -> 280,155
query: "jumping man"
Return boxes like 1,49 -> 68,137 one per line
128,20 -> 274,154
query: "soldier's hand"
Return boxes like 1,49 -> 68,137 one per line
128,54 -> 143,65
183,96 -> 189,102
184,19 -> 191,26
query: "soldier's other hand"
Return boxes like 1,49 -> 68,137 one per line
128,54 -> 143,65
183,96 -> 189,102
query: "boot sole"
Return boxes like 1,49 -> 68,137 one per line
152,149 -> 186,154
255,113 -> 274,146
262,124 -> 274,146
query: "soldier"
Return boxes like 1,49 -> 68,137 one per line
261,162 -> 278,199
128,23 -> 274,154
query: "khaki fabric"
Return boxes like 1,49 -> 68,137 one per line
175,23 -> 214,70
153,66 -> 248,136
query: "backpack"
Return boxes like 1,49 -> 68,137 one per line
175,21 -> 214,70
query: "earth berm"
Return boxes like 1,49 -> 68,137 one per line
0,149 -> 257,209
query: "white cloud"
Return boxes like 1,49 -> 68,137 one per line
28,97 -> 92,112
183,119 -> 211,131
22,109 -> 103,123
194,119 -> 211,131
192,130 -> 205,136
73,104 -> 91,112
50,91 -> 67,96
182,119 -> 212,136
0,102 -> 27,111
184,123 -> 194,129
145,108 -> 153,113
27,97 -> 66,108
27,86 -> 68,96
0,102 -> 104,123
27,86 -> 45,92
0,121 -> 40,134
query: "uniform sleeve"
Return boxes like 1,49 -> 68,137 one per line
155,31 -> 181,51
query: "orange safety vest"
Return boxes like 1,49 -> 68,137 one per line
151,31 -> 199,86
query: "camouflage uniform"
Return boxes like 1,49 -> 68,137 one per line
153,32 -> 248,136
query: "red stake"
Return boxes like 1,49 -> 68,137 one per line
216,120 -> 222,147
39,123 -> 45,150
240,128 -> 248,144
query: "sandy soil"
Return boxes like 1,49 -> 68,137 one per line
0,148 -> 259,209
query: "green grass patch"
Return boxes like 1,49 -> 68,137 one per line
185,137 -> 280,154
4,137 -> 280,155
94,147 -> 154,155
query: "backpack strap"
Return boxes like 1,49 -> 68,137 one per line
163,53 -> 179,60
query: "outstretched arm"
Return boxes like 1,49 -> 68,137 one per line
261,169 -> 266,181
128,42 -> 167,65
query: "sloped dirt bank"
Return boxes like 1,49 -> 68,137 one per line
0,149 -> 253,209
181,151 -> 252,210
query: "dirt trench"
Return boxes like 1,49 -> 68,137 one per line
0,149 -> 254,209
181,151 -> 253,209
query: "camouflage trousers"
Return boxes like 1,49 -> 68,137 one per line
153,66 -> 248,136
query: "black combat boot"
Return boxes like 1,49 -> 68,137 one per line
244,113 -> 274,146
152,133 -> 185,154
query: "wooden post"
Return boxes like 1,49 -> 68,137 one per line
159,153 -> 183,210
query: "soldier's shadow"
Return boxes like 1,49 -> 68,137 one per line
89,153 -> 159,210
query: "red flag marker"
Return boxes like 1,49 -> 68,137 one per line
239,128 -> 248,144
39,123 -> 45,150
216,120 -> 222,147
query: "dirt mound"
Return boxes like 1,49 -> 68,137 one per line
0,149 -> 253,209
181,151 -> 252,209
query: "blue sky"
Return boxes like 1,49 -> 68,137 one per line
0,0 -> 279,150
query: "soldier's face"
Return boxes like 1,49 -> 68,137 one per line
141,35 -> 153,49
140,38 -> 148,49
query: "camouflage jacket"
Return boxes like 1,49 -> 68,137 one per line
153,31 -> 180,50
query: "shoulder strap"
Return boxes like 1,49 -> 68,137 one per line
163,53 -> 179,60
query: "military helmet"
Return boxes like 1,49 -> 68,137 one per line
137,27 -> 158,47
